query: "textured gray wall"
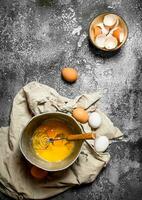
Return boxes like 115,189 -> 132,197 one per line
0,0 -> 142,199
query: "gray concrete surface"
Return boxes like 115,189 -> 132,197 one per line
0,0 -> 142,199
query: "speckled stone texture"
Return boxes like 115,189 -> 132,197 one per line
0,0 -> 142,199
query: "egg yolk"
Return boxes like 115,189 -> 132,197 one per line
32,120 -> 74,162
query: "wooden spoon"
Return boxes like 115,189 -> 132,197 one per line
48,133 -> 96,142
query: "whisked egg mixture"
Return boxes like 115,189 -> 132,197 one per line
32,119 -> 74,162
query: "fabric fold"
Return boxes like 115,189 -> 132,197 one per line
0,82 -> 123,199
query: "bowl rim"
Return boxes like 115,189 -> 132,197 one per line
88,12 -> 129,51
19,112 -> 84,172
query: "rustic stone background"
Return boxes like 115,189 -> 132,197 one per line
0,0 -> 142,199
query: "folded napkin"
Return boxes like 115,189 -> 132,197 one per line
0,82 -> 123,199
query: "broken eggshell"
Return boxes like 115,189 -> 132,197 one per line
92,25 -> 102,38
119,32 -> 124,43
97,22 -> 109,35
95,34 -> 107,48
113,18 -> 119,29
94,136 -> 109,153
104,35 -> 118,50
89,13 -> 128,51
112,27 -> 124,43
103,14 -> 117,28
89,112 -> 102,129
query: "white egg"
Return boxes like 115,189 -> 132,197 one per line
94,136 -> 109,152
89,112 -> 102,129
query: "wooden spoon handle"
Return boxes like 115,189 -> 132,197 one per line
66,133 -> 96,141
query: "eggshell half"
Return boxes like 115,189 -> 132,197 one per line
95,34 -> 107,48
97,22 -> 109,35
92,25 -> 102,38
103,14 -> 117,27
104,35 -> 118,49
112,27 -> 124,43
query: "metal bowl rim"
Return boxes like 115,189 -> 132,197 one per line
19,112 -> 84,171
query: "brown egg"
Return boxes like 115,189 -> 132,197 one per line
61,67 -> 78,83
31,166 -> 48,179
72,107 -> 89,123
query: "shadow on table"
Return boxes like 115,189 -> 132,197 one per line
88,40 -> 121,59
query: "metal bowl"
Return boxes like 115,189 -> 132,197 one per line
89,12 -> 128,51
19,112 -> 83,171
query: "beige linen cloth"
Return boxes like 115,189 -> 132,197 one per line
0,82 -> 123,200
